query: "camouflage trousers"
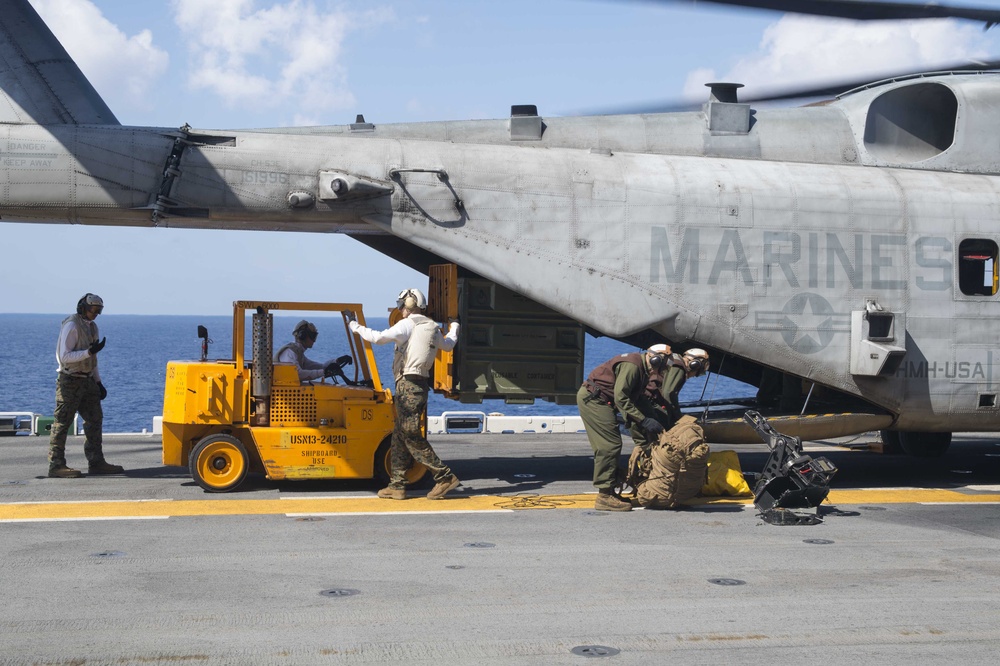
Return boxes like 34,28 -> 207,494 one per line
48,373 -> 104,468
388,376 -> 453,488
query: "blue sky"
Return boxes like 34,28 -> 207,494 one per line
4,0 -> 1000,314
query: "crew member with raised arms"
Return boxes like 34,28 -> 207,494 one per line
343,289 -> 461,500
47,293 -> 124,478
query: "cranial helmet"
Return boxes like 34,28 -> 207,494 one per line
76,293 -> 104,315
684,348 -> 710,376
646,343 -> 671,370
293,320 -> 318,341
396,288 -> 427,311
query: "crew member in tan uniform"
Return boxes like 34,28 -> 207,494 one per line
344,289 -> 460,500
47,294 -> 124,478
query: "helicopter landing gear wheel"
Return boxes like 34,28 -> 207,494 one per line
374,436 -> 428,486
189,434 -> 250,492
879,430 -> 903,454
899,431 -> 952,458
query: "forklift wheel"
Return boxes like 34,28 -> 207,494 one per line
190,434 -> 250,493
374,436 -> 428,486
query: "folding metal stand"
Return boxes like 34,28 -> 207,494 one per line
743,411 -> 838,525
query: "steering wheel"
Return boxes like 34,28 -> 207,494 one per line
325,355 -> 355,385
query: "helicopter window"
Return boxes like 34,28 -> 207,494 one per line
958,239 -> 998,296
863,83 -> 957,163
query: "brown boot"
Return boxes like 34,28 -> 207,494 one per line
88,461 -> 125,475
48,465 -> 82,479
426,476 -> 460,500
377,486 -> 406,500
595,489 -> 632,512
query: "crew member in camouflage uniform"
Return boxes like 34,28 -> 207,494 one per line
343,289 -> 460,500
47,293 -> 124,478
577,346 -> 675,511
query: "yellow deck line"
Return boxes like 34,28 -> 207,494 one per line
827,489 -> 1000,504
0,494 -> 587,521
1,488 -> 999,522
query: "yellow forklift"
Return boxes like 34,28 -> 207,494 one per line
161,300 -> 429,492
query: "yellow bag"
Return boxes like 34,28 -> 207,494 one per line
701,450 -> 752,497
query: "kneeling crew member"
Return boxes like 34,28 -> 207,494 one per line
577,346 -> 673,511
634,346 -> 711,442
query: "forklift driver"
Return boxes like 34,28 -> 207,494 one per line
274,320 -> 352,383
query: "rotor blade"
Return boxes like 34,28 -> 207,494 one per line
657,0 -> 1000,25
739,59 -> 1000,103
580,59 -> 1000,116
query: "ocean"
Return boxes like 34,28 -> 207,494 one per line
0,313 -> 756,433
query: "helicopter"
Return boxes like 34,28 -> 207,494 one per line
4,0 -> 1000,455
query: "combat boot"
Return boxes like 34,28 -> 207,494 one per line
377,486 -> 406,500
426,476 -> 460,499
88,461 -> 125,475
595,489 -> 632,512
48,465 -> 82,479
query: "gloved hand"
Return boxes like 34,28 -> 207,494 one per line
640,417 -> 665,435
448,321 -> 460,335
324,362 -> 344,379
335,354 -> 353,367
342,310 -> 356,324
97,382 -> 107,400
88,337 -> 106,355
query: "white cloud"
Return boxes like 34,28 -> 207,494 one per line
172,0 -> 394,124
29,0 -> 170,114
683,16 -> 994,101
291,113 -> 321,126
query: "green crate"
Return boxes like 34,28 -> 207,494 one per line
453,278 -> 584,405
34,417 -> 55,436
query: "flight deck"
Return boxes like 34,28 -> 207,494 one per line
2,432 -> 1000,664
